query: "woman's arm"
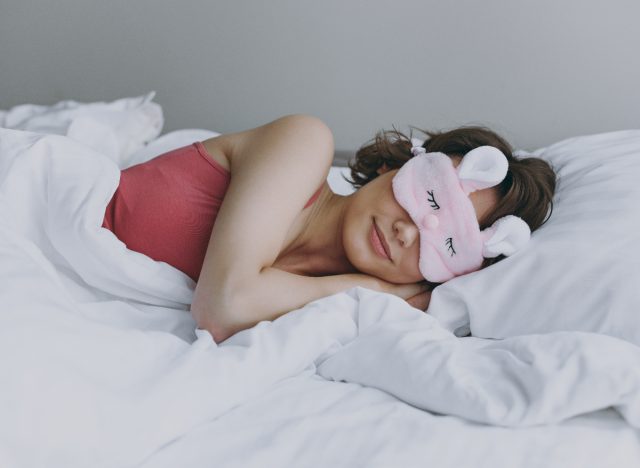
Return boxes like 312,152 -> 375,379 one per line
190,114 -> 426,342
195,266 -> 429,342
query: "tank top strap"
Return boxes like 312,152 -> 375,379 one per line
304,184 -> 323,209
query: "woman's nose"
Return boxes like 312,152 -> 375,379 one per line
394,220 -> 420,248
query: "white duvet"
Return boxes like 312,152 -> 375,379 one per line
1,100 -> 639,468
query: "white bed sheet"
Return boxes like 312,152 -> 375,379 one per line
1,97 -> 639,468
141,378 -> 639,468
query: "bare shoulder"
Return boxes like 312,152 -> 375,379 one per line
199,114 -> 334,173
192,114 -> 335,316
200,134 -> 232,172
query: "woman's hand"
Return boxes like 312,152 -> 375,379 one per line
405,289 -> 432,311
358,275 -> 432,311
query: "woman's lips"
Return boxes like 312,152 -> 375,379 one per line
371,220 -> 392,261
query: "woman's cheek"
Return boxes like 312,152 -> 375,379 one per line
401,250 -> 424,283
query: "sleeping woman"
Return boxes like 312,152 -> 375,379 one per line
101,114 -> 556,342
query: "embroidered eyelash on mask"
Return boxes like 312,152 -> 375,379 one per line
391,143 -> 531,282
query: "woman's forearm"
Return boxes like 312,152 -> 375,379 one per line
193,267 -> 429,342
193,267 -> 379,342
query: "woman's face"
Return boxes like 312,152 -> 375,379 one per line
342,158 -> 500,284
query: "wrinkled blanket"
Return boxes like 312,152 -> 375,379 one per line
1,128 -> 639,467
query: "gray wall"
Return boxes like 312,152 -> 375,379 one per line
1,0 -> 639,154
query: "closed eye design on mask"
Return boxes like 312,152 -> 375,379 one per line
446,237 -> 456,256
427,190 -> 440,210
393,147 -> 525,283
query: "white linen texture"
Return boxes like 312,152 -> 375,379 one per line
1,95 -> 639,468
427,131 -> 640,344
0,91 -> 163,168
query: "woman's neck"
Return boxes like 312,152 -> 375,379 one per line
275,188 -> 357,276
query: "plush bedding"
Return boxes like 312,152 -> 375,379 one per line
1,94 -> 639,468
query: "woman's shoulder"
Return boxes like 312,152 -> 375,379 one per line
200,136 -> 232,173
200,114 -> 334,174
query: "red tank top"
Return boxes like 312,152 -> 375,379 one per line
101,142 -> 323,282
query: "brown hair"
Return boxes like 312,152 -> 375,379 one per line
347,125 -> 557,276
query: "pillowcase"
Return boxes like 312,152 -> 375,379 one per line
426,130 -> 640,345
327,166 -> 357,195
126,129 -> 220,168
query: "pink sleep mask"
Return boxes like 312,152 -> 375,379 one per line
391,144 -> 531,283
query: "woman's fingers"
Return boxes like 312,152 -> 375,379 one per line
364,276 -> 430,301
359,275 -> 432,310
385,281 -> 429,300
406,290 -> 432,311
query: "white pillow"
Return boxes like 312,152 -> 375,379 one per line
126,128 -> 220,167
327,166 -> 357,195
426,130 -> 640,345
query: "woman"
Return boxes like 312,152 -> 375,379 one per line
102,114 -> 556,342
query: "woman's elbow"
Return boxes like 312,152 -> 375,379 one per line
197,316 -> 233,343
190,302 -> 236,344
209,326 -> 235,344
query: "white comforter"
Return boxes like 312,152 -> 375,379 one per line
1,118 -> 639,467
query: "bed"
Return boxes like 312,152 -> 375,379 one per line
1,93 -> 639,468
